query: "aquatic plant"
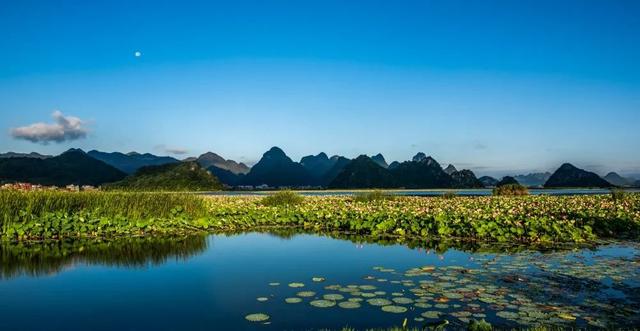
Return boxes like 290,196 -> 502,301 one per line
260,190 -> 304,207
352,190 -> 396,202
2,191 -> 640,243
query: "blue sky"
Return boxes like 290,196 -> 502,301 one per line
1,0 -> 639,176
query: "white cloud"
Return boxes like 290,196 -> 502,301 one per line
11,111 -> 88,144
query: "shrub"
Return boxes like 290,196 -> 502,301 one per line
352,190 -> 396,202
467,319 -> 492,331
611,188 -> 628,203
442,191 -> 458,199
260,190 -> 304,207
492,184 -> 529,196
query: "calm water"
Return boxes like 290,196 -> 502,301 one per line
204,188 -> 640,197
1,232 -> 639,330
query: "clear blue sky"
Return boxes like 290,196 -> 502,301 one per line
1,0 -> 639,176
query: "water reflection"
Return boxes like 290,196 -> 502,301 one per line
1,235 -> 208,279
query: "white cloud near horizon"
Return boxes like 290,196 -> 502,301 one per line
11,111 -> 88,144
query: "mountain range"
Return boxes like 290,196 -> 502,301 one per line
0,147 -> 636,189
0,149 -> 125,186
87,150 -> 179,174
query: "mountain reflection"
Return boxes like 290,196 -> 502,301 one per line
1,235 -> 208,279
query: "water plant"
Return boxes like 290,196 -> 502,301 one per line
352,190 -> 396,202
260,190 -> 304,207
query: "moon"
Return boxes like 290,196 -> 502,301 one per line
134,51 -> 142,58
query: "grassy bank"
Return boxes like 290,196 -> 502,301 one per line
1,190 -> 639,242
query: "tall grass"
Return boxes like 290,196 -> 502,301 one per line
260,190 -> 304,207
492,184 -> 529,196
0,190 -> 208,227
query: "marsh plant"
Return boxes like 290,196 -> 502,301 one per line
492,184 -> 529,196
442,191 -> 458,199
353,190 -> 396,202
611,188 -> 628,203
260,190 -> 304,207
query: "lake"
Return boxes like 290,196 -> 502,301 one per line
1,232 -> 639,330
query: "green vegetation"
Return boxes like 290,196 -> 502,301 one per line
104,161 -> 222,191
1,191 -> 639,243
260,190 -> 304,206
611,188 -> 629,203
493,183 -> 529,196
353,190 -> 396,202
442,191 -> 457,199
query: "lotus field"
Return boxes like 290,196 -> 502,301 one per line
1,190 -> 639,243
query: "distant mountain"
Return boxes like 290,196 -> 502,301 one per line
451,169 -> 484,188
544,163 -> 613,188
371,154 -> 389,169
106,162 -> 222,191
207,165 -> 245,187
513,172 -> 551,187
444,164 -> 457,175
242,147 -> 316,187
88,150 -> 179,174
390,155 -> 453,188
321,156 -> 351,186
300,152 -> 335,178
604,172 -> 633,187
479,176 -> 498,187
196,152 -> 249,175
388,161 -> 400,170
497,176 -> 520,187
412,152 -> 427,162
0,149 -> 126,186
0,152 -> 51,159
328,155 -> 397,189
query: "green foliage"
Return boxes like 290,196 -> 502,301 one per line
2,192 -> 639,243
260,190 -> 304,207
442,191 -> 458,199
467,319 -> 492,331
611,188 -> 628,203
353,190 -> 396,202
104,161 -> 222,192
493,184 -> 529,196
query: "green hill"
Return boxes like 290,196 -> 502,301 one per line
105,162 -> 223,191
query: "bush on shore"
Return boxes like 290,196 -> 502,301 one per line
493,184 -> 529,196
260,190 -> 304,207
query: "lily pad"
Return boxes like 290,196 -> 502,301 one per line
296,291 -> 316,297
256,297 -> 269,302
288,282 -> 305,288
323,294 -> 345,301
338,301 -> 361,309
245,313 -> 270,322
367,298 -> 393,306
312,277 -> 326,282
381,305 -> 408,313
392,297 -> 414,304
310,299 -> 336,308
285,297 -> 302,304
421,311 -> 442,319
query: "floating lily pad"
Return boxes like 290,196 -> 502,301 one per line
381,305 -> 408,313
414,302 -> 432,309
367,298 -> 393,306
288,282 -> 305,288
268,282 -> 280,286
348,297 -> 364,302
392,297 -> 414,304
285,297 -> 302,304
310,299 -> 336,308
421,311 -> 442,319
496,311 -> 519,320
256,297 -> 268,302
312,277 -> 326,282
323,294 -> 344,301
296,291 -> 316,297
338,301 -> 361,309
245,313 -> 270,322
359,285 -> 377,291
